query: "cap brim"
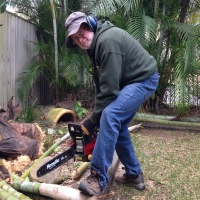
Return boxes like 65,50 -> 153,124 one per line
65,20 -> 88,49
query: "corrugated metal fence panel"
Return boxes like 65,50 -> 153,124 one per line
0,11 -> 38,110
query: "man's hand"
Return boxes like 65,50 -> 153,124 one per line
81,119 -> 96,135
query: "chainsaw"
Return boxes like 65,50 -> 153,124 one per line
37,123 -> 98,177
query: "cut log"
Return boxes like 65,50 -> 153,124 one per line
10,122 -> 45,142
0,117 -> 42,160
72,162 -> 90,180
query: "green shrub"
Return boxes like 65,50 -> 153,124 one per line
74,101 -> 87,119
17,100 -> 38,123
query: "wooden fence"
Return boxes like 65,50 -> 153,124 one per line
0,11 -> 39,110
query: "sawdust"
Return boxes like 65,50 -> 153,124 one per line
2,155 -> 31,174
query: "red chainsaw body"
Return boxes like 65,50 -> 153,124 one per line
68,123 -> 97,161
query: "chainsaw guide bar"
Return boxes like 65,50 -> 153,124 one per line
37,148 -> 74,177
37,123 -> 97,177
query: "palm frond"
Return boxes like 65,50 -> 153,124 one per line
174,23 -> 199,76
119,0 -> 141,14
93,0 -> 142,16
176,24 -> 198,44
62,51 -> 90,88
16,61 -> 46,100
127,10 -> 158,50
92,0 -> 117,16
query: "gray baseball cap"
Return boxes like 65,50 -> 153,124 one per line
65,12 -> 88,48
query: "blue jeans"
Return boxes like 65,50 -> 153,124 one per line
90,71 -> 159,190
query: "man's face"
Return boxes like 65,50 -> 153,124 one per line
71,24 -> 94,49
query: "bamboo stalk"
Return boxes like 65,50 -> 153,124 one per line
0,188 -> 16,200
134,116 -> 200,127
128,123 -> 143,132
21,132 -> 70,179
71,162 -> 90,180
136,113 -> 176,120
50,0 -> 59,100
11,174 -> 98,200
12,174 -> 41,193
0,180 -> 28,198
0,184 -> 31,200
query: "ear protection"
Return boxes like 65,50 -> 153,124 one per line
86,14 -> 98,32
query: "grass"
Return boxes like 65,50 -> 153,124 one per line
113,129 -> 200,200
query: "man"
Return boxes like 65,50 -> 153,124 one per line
65,12 -> 159,196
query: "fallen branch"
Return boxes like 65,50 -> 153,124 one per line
72,162 -> 90,180
21,132 -> 70,179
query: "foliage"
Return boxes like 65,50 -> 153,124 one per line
17,99 -> 38,123
58,126 -> 67,135
174,103 -> 190,117
43,135 -> 55,151
0,0 -> 6,14
74,101 -> 87,119
92,0 -> 200,117
0,0 -> 6,26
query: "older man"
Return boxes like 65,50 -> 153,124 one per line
65,11 -> 159,197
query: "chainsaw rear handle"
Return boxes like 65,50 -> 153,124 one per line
68,123 -> 98,139
68,123 -> 85,137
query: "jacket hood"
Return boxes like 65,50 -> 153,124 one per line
90,20 -> 115,53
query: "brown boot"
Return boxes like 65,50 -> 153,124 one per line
115,173 -> 145,191
78,170 -> 103,196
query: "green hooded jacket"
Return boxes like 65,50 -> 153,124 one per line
88,19 -> 158,125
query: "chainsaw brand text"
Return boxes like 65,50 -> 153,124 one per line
47,159 -> 60,169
